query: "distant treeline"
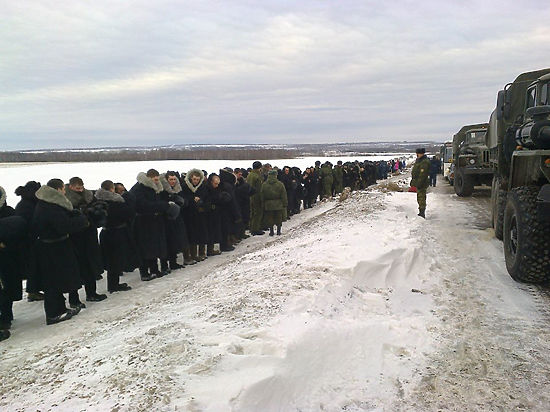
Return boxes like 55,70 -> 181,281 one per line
0,147 -> 299,163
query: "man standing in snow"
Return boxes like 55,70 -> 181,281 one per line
410,148 -> 431,218
247,161 -> 264,235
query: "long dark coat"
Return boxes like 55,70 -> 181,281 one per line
219,169 -> 242,238
130,173 -> 169,260
159,174 -> 189,255
0,202 -> 25,301
31,186 -> 89,293
235,177 -> 254,225
207,180 -> 230,244
65,187 -> 104,284
181,169 -> 210,245
95,188 -> 139,274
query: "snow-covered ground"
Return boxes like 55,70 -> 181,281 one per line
1,173 -> 550,411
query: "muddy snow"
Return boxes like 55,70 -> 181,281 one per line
1,173 -> 550,411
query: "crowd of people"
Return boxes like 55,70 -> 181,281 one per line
0,158 -> 408,340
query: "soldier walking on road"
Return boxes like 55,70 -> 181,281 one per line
410,148 -> 431,218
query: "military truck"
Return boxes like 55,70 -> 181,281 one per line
452,123 -> 492,196
487,68 -> 550,283
439,141 -> 453,184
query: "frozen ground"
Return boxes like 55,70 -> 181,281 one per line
1,173 -> 550,411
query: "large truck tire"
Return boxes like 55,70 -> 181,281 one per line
503,186 -> 550,283
454,169 -> 474,197
491,176 -> 506,240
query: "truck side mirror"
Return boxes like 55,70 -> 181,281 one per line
496,90 -> 505,120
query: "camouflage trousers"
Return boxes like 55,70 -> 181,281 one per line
417,189 -> 427,211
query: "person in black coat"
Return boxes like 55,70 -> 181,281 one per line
130,169 -> 171,281
278,167 -> 297,218
65,177 -> 107,306
302,168 -> 315,209
159,171 -> 188,272
181,168 -> 210,262
95,180 -> 137,293
219,168 -> 242,251
14,181 -> 44,302
0,186 -> 26,333
206,173 -> 226,256
31,179 -> 88,325
429,156 -> 442,187
235,171 -> 255,239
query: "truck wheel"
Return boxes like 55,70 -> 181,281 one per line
503,186 -> 550,283
454,169 -> 473,196
491,176 -> 506,240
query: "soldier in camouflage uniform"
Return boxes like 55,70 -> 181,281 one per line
246,161 -> 264,235
410,148 -> 431,218
332,161 -> 344,194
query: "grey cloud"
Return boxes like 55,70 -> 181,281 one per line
1,0 -> 550,149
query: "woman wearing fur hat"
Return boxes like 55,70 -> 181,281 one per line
181,168 -> 210,262
159,171 -> 188,272
130,169 -> 171,281
31,179 -> 89,325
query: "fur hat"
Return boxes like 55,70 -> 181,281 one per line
166,202 -> 180,220
416,148 -> 426,154
252,161 -> 262,169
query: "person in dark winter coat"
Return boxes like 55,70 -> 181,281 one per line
260,170 -> 288,236
95,180 -> 137,293
65,177 -> 107,306
130,169 -> 171,281
206,174 -> 226,256
235,172 -> 255,239
31,179 -> 88,325
279,167 -> 297,217
429,156 -> 441,187
0,186 -> 26,332
218,168 -> 242,251
14,181 -> 43,301
159,171 -> 188,272
181,168 -> 210,262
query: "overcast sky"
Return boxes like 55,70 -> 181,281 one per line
2,0 -> 549,150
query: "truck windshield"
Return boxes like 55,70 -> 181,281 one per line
467,131 -> 486,144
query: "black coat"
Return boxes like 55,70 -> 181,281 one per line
0,206 -> 25,301
31,188 -> 89,293
181,170 -> 210,245
96,189 -> 140,274
65,188 -> 104,284
207,183 -> 230,244
219,169 -> 242,237
235,177 -> 254,225
159,178 -> 189,255
130,174 -> 169,260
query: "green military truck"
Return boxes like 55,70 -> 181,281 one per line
487,68 -> 550,283
452,123 -> 492,196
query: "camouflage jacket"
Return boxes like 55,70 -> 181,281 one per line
411,155 -> 431,190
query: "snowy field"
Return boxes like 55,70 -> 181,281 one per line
0,155 -> 413,200
2,172 -> 550,411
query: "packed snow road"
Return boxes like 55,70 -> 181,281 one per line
1,175 -> 550,411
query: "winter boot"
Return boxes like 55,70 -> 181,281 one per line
46,310 -> 73,326
220,238 -> 235,252
190,244 -> 201,263
140,267 -> 154,281
251,230 -> 265,236
0,329 -> 10,341
86,293 -> 107,302
198,244 -> 207,261
169,256 -> 184,271
418,209 -> 426,219
160,259 -> 171,274
269,226 -> 274,236
183,248 -> 196,265
276,225 -> 281,236
207,244 -> 221,256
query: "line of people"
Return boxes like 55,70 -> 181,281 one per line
0,158 -> 398,340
